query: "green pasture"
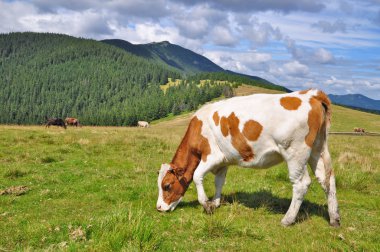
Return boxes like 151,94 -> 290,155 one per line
0,103 -> 379,251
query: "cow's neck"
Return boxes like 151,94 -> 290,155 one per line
170,118 -> 203,188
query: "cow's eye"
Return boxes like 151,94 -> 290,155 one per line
164,184 -> 171,191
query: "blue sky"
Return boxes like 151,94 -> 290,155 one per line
1,0 -> 380,99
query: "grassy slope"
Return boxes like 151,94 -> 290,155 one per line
0,87 -> 379,251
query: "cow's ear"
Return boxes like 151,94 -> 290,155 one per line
174,168 -> 185,177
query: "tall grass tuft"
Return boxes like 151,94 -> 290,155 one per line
91,206 -> 162,251
3,168 -> 27,179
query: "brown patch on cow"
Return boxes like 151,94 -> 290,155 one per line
220,112 -> 254,161
299,89 -> 311,94
305,98 -> 325,147
162,116 -> 211,205
161,171 -> 185,205
280,97 -> 302,110
243,120 -> 263,141
305,90 -> 332,147
220,116 -> 229,137
213,111 -> 220,126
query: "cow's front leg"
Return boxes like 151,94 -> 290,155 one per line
193,167 -> 213,213
212,166 -> 228,208
193,162 -> 218,214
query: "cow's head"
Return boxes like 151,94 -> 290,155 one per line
156,163 -> 186,212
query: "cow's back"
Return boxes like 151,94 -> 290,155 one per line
194,90 -> 320,167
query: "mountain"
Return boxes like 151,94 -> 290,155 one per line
101,39 -> 224,74
101,39 -> 289,92
0,32 -> 229,125
329,94 -> 380,114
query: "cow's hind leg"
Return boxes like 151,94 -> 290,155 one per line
281,149 -> 312,226
211,166 -> 227,208
309,144 -> 340,227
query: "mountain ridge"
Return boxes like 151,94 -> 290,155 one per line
329,93 -> 380,113
101,39 -> 224,74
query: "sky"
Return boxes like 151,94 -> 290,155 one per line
1,0 -> 380,99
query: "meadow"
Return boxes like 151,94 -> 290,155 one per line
0,90 -> 379,251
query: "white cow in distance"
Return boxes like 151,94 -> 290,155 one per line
138,121 -> 150,128
157,89 -> 340,227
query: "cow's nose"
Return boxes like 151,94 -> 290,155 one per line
157,205 -> 162,211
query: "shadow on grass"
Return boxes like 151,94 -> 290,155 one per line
180,190 -> 329,224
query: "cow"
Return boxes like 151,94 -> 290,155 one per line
65,117 -> 81,127
45,118 -> 66,129
138,121 -> 150,128
353,127 -> 365,133
157,89 -> 340,227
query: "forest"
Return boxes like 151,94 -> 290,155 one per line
0,32 -> 268,126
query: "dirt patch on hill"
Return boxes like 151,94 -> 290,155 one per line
0,185 -> 29,196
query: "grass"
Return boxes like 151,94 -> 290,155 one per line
160,78 -> 238,93
1,89 -> 380,251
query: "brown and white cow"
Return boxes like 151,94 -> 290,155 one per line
157,89 -> 340,227
354,127 -> 365,133
65,117 -> 80,127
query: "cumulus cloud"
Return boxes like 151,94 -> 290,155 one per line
284,37 -> 335,65
282,61 -> 309,77
0,1 -> 38,32
32,0 -> 170,19
313,48 -> 335,64
237,16 -> 282,46
324,76 -> 380,98
203,50 -> 272,73
311,19 -> 347,33
173,5 -> 226,40
18,9 -> 113,37
210,26 -> 237,46
173,0 -> 325,13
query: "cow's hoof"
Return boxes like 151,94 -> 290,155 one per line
281,218 -> 294,227
330,219 -> 340,228
203,201 -> 216,214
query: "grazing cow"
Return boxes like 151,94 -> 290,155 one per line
45,118 -> 66,129
157,89 -> 340,227
353,127 -> 365,133
138,121 -> 150,128
65,117 -> 80,127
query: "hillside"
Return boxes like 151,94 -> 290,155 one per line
101,39 -> 288,92
329,94 -> 380,114
0,32 -> 229,126
101,39 -> 224,74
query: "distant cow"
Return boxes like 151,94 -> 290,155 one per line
138,121 -> 150,128
65,117 -> 80,127
354,127 -> 365,133
45,118 -> 66,129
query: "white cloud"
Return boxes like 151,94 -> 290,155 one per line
210,26 -> 237,46
313,48 -> 335,64
283,61 -> 309,77
203,50 -> 272,73
311,19 -> 347,33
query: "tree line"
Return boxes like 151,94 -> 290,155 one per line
0,32 -> 232,126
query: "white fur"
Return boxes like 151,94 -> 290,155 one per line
138,121 -> 149,128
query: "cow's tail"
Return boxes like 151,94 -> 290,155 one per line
314,90 -> 332,133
